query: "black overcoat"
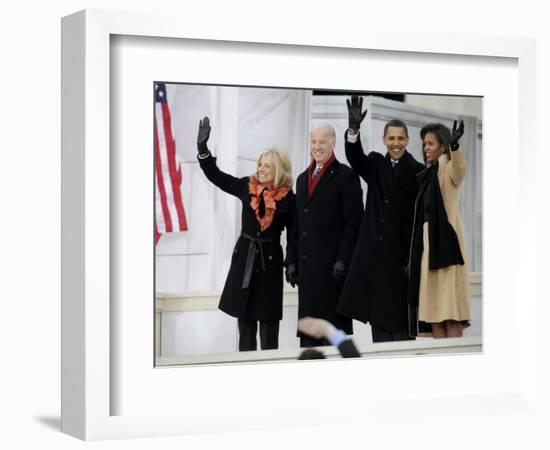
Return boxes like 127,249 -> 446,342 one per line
337,133 -> 425,332
199,154 -> 295,321
287,159 -> 363,334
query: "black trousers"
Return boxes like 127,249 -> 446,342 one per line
371,325 -> 415,343
238,319 -> 279,351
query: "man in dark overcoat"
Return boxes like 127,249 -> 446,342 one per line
337,96 -> 425,343
285,123 -> 363,347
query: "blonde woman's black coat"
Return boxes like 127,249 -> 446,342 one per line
199,154 -> 295,321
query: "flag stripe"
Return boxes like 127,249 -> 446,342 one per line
160,102 -> 188,229
156,103 -> 178,230
155,223 -> 161,244
154,122 -> 173,232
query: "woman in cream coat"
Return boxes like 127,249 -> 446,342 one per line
406,121 -> 470,338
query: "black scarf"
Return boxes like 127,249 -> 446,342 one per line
422,163 -> 464,270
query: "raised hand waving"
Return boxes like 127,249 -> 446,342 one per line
346,95 -> 368,132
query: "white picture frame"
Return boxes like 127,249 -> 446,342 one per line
62,9 -> 538,441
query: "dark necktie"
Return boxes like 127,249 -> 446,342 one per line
390,160 -> 397,184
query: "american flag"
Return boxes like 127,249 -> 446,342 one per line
154,82 -> 188,243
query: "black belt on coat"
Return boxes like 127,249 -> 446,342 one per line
241,233 -> 273,289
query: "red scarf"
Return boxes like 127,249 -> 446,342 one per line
249,177 -> 290,231
307,153 -> 336,196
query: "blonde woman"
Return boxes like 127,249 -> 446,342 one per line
197,117 -> 295,351
407,121 -> 471,338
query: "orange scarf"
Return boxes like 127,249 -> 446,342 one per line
249,177 -> 290,231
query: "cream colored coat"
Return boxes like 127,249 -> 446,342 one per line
418,148 -> 471,324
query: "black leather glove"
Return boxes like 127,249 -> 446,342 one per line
346,95 -> 367,131
197,116 -> 211,157
450,119 -> 464,151
332,260 -> 346,285
285,264 -> 297,288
